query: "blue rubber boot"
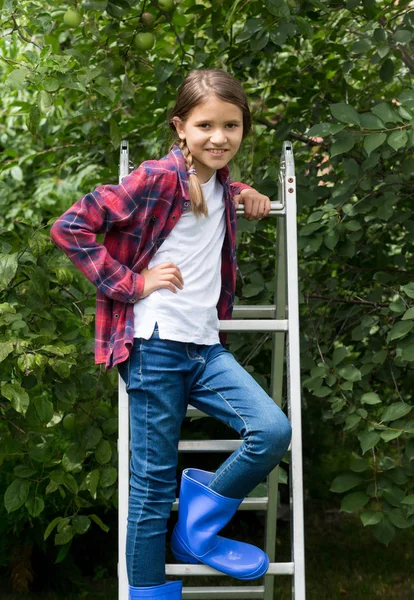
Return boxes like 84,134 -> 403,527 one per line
171,468 -> 269,580
129,581 -> 182,599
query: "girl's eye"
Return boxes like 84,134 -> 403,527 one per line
198,124 -> 237,129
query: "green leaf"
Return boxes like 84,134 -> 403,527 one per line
330,133 -> 355,157
100,465 -> 117,488
39,90 -> 53,114
6,69 -> 27,90
387,130 -> 408,151
43,77 -> 60,92
330,473 -> 363,493
332,347 -> 348,366
72,516 -> 91,535
388,508 -> 412,529
350,456 -> 370,472
380,430 -> 402,442
401,283 -> 414,298
306,123 -> 345,137
387,320 -> 413,342
1,382 -> 30,415
90,513 -> 110,532
62,473 -> 78,495
86,469 -> 100,499
4,479 -> 30,513
0,252 -> 19,291
25,493 -> 45,517
14,465 -> 37,478
361,392 -> 381,405
363,133 -> 387,156
84,426 -> 103,450
360,510 -> 383,526
359,112 -> 385,130
373,518 -> 395,545
401,495 -> 414,505
393,29 -> 412,44
109,118 -> 121,150
379,58 -> 394,82
380,402 -> 412,423
330,102 -> 360,126
242,283 -> 265,297
402,308 -> 414,320
401,344 -> 414,361
371,102 -> 399,124
264,0 -> 290,17
338,365 -> 361,382
44,517 -> 63,541
359,431 -> 380,454
0,341 -> 14,363
34,394 -> 54,424
341,491 -> 369,512
95,439 -> 112,464
55,524 -> 74,546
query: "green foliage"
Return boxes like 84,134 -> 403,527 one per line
1,0 -> 414,590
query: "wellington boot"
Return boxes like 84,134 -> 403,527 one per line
129,580 -> 182,599
171,468 -> 269,580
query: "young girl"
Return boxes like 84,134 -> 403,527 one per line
50,68 -> 292,600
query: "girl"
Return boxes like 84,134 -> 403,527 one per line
50,68 -> 292,600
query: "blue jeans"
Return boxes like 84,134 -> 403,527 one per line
117,322 -> 292,587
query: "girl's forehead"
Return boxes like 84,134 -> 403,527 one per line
188,98 -> 243,122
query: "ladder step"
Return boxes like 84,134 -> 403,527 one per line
182,585 -> 265,599
178,440 -> 241,452
178,439 -> 292,453
172,496 -> 268,511
219,319 -> 288,332
166,562 -> 294,576
237,202 -> 285,215
232,305 -> 276,318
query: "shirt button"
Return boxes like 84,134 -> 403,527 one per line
114,314 -> 119,318
184,201 -> 190,206
151,215 -> 157,221
172,215 -> 176,220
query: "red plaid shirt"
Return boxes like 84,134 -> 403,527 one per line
50,144 -> 253,370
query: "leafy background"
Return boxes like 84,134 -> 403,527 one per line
1,0 -> 414,595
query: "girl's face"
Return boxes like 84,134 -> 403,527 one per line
173,95 -> 244,184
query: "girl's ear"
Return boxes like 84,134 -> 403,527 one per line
172,117 -> 185,140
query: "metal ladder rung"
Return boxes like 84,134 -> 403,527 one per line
219,319 -> 288,332
178,437 -> 293,454
166,563 -> 294,576
182,586 -> 265,599
232,305 -> 276,318
172,496 -> 269,511
236,202 -> 285,216
178,440 -> 241,452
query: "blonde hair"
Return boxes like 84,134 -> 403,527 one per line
168,69 -> 252,217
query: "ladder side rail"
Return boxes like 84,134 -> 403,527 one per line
284,143 -> 306,600
118,140 -> 130,600
264,171 -> 288,600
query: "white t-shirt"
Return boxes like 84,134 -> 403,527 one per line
133,170 -> 225,344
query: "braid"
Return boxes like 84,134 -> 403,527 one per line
179,140 -> 208,218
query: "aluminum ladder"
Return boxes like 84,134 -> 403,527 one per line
117,140 -> 306,599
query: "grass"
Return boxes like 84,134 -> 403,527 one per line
1,501 -> 413,599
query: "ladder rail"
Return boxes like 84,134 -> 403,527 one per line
118,140 -> 306,599
283,143 -> 306,599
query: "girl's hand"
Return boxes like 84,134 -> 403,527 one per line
139,262 -> 184,299
233,188 -> 271,220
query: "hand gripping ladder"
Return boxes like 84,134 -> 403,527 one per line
117,141 -> 306,599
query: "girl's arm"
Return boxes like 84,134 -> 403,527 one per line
50,167 -> 148,304
229,181 -> 254,196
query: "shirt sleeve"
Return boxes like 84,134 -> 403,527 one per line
229,181 -> 254,196
49,166 -> 147,304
